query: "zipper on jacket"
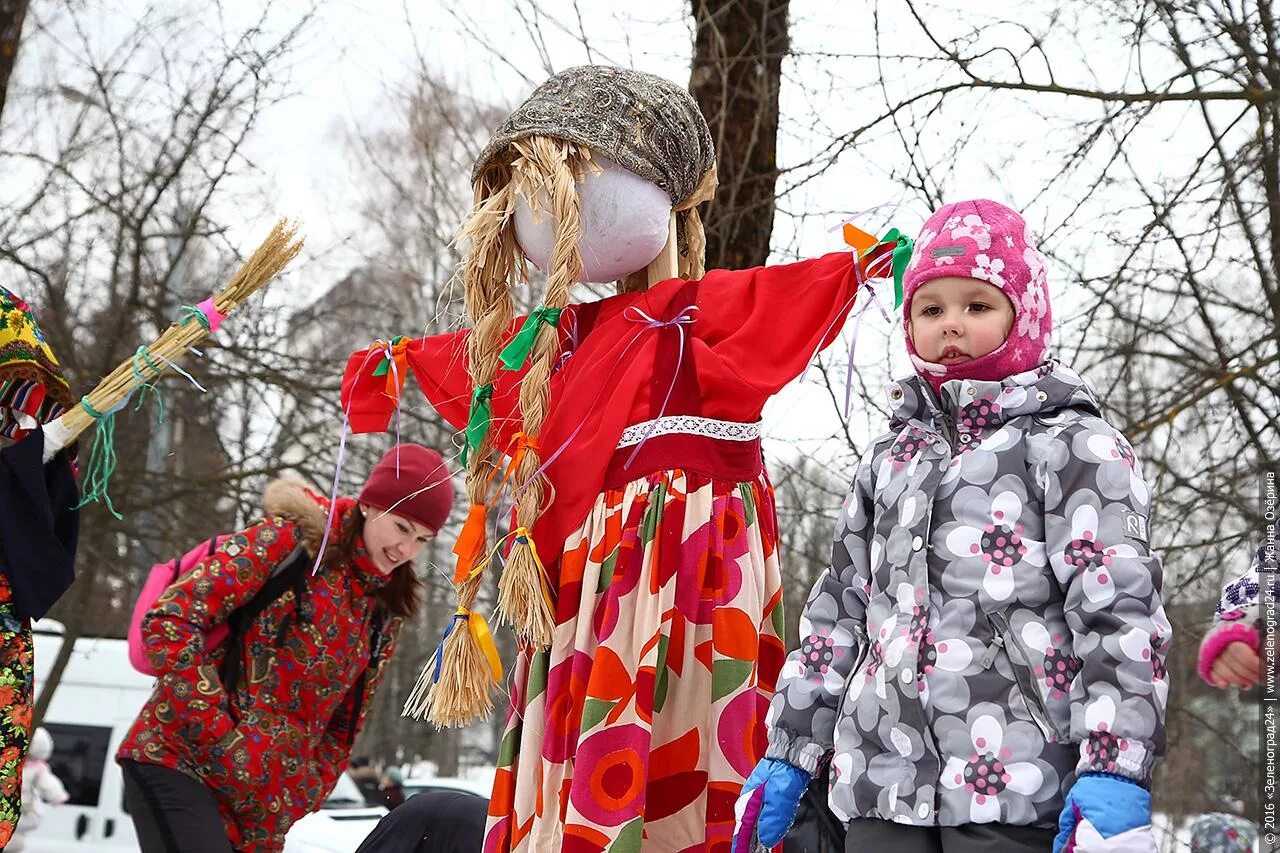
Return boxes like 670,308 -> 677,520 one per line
983,613 -> 1060,741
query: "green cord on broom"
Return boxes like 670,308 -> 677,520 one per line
73,397 -> 125,519
74,306 -> 216,517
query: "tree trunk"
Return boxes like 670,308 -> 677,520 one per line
689,0 -> 789,270
0,0 -> 29,127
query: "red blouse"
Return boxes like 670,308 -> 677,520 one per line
343,251 -> 870,576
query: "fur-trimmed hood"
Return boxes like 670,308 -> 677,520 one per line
263,477 -> 334,557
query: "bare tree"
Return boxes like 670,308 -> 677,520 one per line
0,2 -> 317,721
0,0 -> 27,124
690,0 -> 789,269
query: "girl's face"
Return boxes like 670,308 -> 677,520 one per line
908,277 -> 1015,365
359,504 -> 435,575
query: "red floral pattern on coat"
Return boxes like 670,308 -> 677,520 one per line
116,499 -> 400,853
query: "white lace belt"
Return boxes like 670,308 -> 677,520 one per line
616,416 -> 763,449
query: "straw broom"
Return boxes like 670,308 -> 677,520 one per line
47,218 -> 303,449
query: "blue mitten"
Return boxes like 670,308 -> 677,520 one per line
732,758 -> 812,852
1054,773 -> 1154,853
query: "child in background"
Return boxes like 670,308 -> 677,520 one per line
1198,541 -> 1273,689
9,726 -> 69,852
736,199 -> 1171,853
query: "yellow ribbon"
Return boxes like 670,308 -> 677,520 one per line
512,527 -> 555,614
457,606 -> 503,680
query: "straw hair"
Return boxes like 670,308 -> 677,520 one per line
53,218 -> 303,439
403,574 -> 492,726
413,136 -> 593,725
415,134 -> 713,727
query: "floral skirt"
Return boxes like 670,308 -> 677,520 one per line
0,570 -> 33,845
485,469 -> 787,853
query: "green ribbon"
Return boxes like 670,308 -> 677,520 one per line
131,346 -> 166,422
499,307 -> 563,371
861,228 -> 914,309
461,383 -> 494,466
178,304 -> 212,331
371,335 -> 406,377
73,398 -> 124,520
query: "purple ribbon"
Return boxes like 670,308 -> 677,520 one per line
620,304 -> 698,468
512,303 -> 700,503
312,346 -> 384,575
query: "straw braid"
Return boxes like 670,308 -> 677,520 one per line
498,136 -> 587,645
414,172 -> 517,727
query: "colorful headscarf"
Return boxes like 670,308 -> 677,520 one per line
0,286 -> 73,441
473,65 -> 716,207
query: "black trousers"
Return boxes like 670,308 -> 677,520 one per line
121,760 -> 237,853
845,818 -> 1056,852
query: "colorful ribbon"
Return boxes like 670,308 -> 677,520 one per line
371,336 -> 410,400
862,228 -> 914,309
499,307 -> 563,371
511,526 -> 555,613
620,305 -> 699,468
431,607 -> 503,683
73,396 -> 129,519
179,297 -> 228,333
452,503 -> 489,583
461,383 -> 493,466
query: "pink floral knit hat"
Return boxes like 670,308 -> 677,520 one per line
901,198 -> 1053,394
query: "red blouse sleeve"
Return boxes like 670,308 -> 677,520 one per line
341,327 -> 532,440
693,251 -> 870,401
691,249 -> 901,402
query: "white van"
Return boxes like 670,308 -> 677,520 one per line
29,620 -> 386,852
31,619 -> 155,850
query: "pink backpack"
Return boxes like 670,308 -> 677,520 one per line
128,536 -> 230,674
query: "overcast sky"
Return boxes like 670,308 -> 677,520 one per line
12,0 -> 1176,470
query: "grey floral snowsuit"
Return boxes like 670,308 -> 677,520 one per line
766,360 -> 1170,828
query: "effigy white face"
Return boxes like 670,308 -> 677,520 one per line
514,155 -> 672,284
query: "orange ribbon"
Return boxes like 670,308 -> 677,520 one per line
376,337 -> 411,400
452,503 -> 488,583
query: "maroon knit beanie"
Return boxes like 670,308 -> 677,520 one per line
358,444 -> 454,532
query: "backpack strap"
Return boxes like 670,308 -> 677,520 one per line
343,606 -> 389,743
218,544 -> 309,696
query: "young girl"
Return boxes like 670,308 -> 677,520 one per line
115,443 -> 453,853
737,199 -> 1171,853
1198,540 -> 1273,689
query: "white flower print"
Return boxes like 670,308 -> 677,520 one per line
910,227 -> 939,271
944,489 -> 1045,602
1082,432 -> 1149,504
972,254 -> 1006,287
1048,504 -> 1140,603
941,714 -> 1045,822
1019,622 -> 1081,701
950,214 -> 993,250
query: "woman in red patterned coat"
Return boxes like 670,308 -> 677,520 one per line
116,444 -> 454,853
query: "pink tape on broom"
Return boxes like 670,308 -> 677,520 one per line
733,786 -> 767,853
196,297 -> 228,332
